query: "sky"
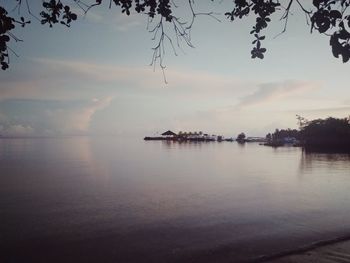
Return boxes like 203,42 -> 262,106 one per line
0,1 -> 349,137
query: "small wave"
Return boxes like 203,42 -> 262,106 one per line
253,234 -> 350,262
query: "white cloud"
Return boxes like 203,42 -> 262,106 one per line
236,80 -> 320,109
0,58 -> 254,101
0,124 -> 34,137
113,13 -> 144,31
0,97 -> 113,137
44,97 -> 113,134
72,7 -> 145,31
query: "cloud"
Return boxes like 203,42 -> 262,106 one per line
0,58 -> 331,137
34,58 -> 246,90
295,106 -> 350,113
236,80 -> 319,109
44,97 -> 113,134
0,97 -> 113,137
0,124 -> 34,137
72,7 -> 144,31
0,58 -> 253,101
291,106 -> 350,121
113,13 -> 144,31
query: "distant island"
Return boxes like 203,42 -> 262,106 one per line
145,116 -> 350,152
144,130 -> 266,143
144,130 -> 235,142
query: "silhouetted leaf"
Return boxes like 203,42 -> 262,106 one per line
330,10 -> 342,19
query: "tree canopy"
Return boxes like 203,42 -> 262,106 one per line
298,116 -> 350,148
1,0 -> 350,71
236,132 -> 246,141
265,115 -> 350,150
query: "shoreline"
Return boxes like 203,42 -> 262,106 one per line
256,235 -> 350,262
4,232 -> 350,263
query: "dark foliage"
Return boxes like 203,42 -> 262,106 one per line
1,0 -> 350,71
225,0 -> 280,59
236,132 -> 246,141
267,116 -> 350,150
266,128 -> 300,142
0,5 -> 30,70
40,0 -> 77,27
299,116 -> 350,148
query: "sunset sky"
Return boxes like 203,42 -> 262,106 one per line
0,1 -> 349,137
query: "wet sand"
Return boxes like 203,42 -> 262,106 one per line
265,238 -> 350,263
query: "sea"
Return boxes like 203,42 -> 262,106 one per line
1,136 -> 350,262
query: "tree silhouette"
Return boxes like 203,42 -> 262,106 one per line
299,116 -> 350,149
266,128 -> 300,142
1,0 -> 350,71
236,132 -> 246,142
265,116 -> 350,150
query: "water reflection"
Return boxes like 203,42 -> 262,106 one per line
299,150 -> 350,173
160,140 -> 216,150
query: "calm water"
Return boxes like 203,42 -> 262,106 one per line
1,137 -> 350,262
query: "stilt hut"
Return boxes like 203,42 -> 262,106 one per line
161,130 -> 177,139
